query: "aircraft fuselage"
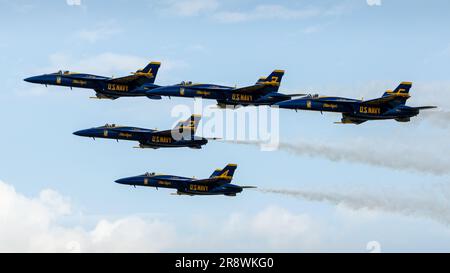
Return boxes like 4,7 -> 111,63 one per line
73,126 -> 208,149
276,97 -> 421,121
115,174 -> 244,196
24,73 -> 160,99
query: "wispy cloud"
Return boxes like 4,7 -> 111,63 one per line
66,0 -> 82,6
163,1 -> 350,24
0,180 -> 320,252
166,0 -> 219,16
214,5 -> 322,23
75,21 -> 122,43
0,180 -> 176,252
45,52 -> 187,77
366,0 -> 382,7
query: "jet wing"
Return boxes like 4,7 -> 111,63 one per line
180,84 -> 232,91
337,114 -> 368,125
285,94 -> 309,98
194,178 -> 228,185
413,106 -> 437,110
363,94 -> 410,105
335,120 -> 367,125
108,75 -> 141,84
109,127 -> 157,135
315,97 -> 361,104
233,84 -> 267,94
151,129 -> 174,137
63,74 -> 110,81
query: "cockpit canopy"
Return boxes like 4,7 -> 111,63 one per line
180,81 -> 193,86
145,172 -> 156,177
104,124 -> 117,128
55,70 -> 71,75
306,94 -> 320,98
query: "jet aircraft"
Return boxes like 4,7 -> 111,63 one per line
275,82 -> 436,124
24,62 -> 162,100
139,70 -> 305,107
115,164 -> 256,196
73,115 -> 210,149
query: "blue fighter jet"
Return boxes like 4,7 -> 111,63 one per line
276,82 -> 436,124
115,164 -> 256,196
138,70 -> 305,107
74,115 -> 211,149
24,61 -> 163,100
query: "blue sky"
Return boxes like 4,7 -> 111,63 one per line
0,0 -> 450,252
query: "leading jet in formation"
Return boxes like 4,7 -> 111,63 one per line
115,164 -> 256,196
73,115 -> 211,149
24,61 -> 162,100
139,70 -> 305,107
276,82 -> 436,124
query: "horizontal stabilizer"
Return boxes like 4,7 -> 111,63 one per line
414,106 -> 437,110
146,95 -> 162,100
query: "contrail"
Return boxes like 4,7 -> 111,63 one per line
258,187 -> 450,226
230,140 -> 450,175
277,141 -> 449,175
420,110 -> 450,129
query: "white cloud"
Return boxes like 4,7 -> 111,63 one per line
46,52 -> 187,77
3,180 -> 450,252
47,53 -> 149,76
302,25 -> 322,34
76,22 -> 122,43
214,5 -> 321,23
366,0 -> 382,6
168,0 -> 219,16
66,0 -> 82,6
250,206 -> 317,248
163,2 -> 348,23
0,180 -> 176,253
0,180 -> 320,252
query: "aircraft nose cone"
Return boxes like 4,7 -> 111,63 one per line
115,178 -> 130,185
24,76 -> 41,84
73,129 -> 90,137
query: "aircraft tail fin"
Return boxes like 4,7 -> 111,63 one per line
256,70 -> 285,92
382,81 -> 412,100
109,61 -> 161,86
173,115 -> 201,135
209,164 -> 237,182
135,62 -> 161,84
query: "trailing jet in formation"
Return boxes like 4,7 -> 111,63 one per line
139,70 -> 305,107
24,62 -> 162,100
73,115 -> 211,149
276,82 -> 436,124
115,164 -> 256,196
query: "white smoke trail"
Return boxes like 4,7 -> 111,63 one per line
420,110 -> 450,129
278,141 -> 449,175
230,139 -> 450,175
259,187 -> 450,226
